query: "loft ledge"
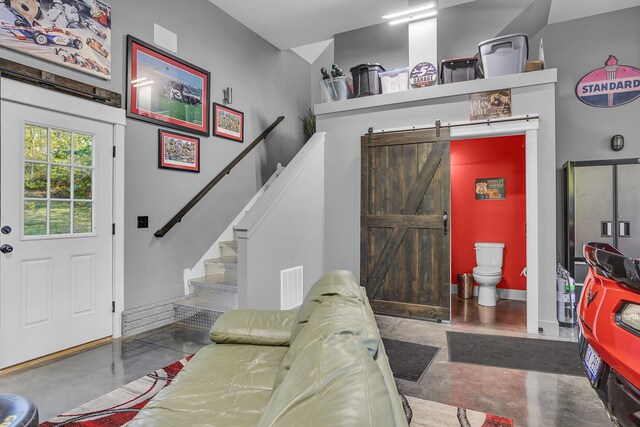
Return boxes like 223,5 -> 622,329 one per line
314,69 -> 557,116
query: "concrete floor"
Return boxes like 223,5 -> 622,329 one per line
0,303 -> 610,427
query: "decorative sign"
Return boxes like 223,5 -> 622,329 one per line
409,62 -> 438,88
475,178 -> 506,200
470,89 -> 512,121
576,55 -> 640,108
0,0 -> 112,79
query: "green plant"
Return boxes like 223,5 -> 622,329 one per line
299,106 -> 316,142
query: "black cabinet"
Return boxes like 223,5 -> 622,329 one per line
564,159 -> 640,283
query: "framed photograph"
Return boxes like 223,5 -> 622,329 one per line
213,103 -> 244,142
127,35 -> 210,136
158,129 -> 200,173
0,0 -> 112,79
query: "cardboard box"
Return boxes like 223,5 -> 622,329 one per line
525,60 -> 544,72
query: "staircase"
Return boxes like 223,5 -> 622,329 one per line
172,164 -> 284,330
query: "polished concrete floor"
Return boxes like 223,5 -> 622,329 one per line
0,310 -> 610,426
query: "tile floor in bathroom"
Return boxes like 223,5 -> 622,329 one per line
0,298 -> 608,427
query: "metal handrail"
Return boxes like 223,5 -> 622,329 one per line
154,116 -> 285,238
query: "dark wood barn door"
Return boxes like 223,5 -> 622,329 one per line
361,128 -> 451,321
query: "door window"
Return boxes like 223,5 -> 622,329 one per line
23,124 -> 95,237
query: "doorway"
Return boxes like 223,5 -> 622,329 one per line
0,79 -> 125,369
450,135 -> 527,331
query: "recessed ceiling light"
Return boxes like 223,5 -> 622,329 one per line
382,2 -> 436,20
388,10 -> 438,25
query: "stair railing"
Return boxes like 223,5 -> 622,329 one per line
154,116 -> 285,238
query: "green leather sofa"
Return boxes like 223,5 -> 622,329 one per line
127,270 -> 408,427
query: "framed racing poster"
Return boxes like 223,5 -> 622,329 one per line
213,103 -> 244,143
158,129 -> 200,173
0,0 -> 112,79
126,35 -> 211,136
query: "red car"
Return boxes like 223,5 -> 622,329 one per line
579,242 -> 640,427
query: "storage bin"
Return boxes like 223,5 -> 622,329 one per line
379,67 -> 410,94
350,63 -> 385,97
320,76 -> 353,103
440,57 -> 478,84
478,33 -> 528,78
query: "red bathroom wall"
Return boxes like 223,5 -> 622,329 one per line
450,135 -> 527,291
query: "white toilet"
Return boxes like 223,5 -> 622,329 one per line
473,242 -> 505,307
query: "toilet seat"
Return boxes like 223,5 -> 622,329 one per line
473,266 -> 502,276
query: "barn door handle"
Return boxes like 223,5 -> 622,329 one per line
443,211 -> 448,235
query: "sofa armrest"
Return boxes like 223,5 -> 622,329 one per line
209,309 -> 297,346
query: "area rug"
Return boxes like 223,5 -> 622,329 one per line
382,337 -> 440,382
407,396 -> 514,427
40,356 -> 191,426
447,331 -> 583,376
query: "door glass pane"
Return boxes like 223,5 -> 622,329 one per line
74,202 -> 92,234
51,129 -> 72,164
24,201 -> 47,236
24,125 -> 48,161
50,201 -> 71,235
24,162 -> 48,198
74,168 -> 92,200
74,133 -> 93,167
50,165 -> 71,199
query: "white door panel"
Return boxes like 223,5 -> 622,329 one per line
0,101 -> 113,369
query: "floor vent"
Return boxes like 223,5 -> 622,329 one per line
280,266 -> 303,310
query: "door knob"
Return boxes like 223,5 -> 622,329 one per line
1,226 -> 11,235
0,244 -> 13,254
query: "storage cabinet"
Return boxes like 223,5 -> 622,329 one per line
564,159 -> 640,284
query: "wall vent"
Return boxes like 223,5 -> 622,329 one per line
280,266 -> 303,310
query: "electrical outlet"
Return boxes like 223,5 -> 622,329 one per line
137,216 -> 149,229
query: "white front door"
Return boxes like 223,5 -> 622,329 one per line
0,101 -> 113,369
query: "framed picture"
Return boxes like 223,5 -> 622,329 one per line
213,103 -> 244,142
127,35 -> 210,136
158,129 -> 200,173
0,0 -> 112,79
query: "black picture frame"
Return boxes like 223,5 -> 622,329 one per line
126,35 -> 211,136
213,103 -> 244,143
158,129 -> 200,173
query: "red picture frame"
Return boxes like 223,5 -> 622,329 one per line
127,36 -> 210,136
158,129 -> 200,173
213,103 -> 244,143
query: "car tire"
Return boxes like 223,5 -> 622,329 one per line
32,32 -> 48,46
74,40 -> 83,50
14,20 -> 26,27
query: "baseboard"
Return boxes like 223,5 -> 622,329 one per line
122,297 -> 184,337
450,284 -> 527,301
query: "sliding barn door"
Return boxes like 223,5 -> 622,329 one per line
361,128 -> 450,321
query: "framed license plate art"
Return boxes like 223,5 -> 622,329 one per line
158,129 -> 200,173
0,0 -> 112,79
127,35 -> 210,136
213,103 -> 244,143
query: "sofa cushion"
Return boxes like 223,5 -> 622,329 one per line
290,270 -> 363,342
210,309 -> 296,346
258,334 -> 396,427
273,296 -> 380,389
127,344 -> 288,427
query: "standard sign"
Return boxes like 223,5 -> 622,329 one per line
576,55 -> 640,108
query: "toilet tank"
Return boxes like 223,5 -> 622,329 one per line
475,242 -> 505,268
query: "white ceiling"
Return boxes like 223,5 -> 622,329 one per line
209,0 -> 640,52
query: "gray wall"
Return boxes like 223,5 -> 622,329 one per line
0,0 -> 311,309
311,40 -> 335,105
334,22 -> 409,73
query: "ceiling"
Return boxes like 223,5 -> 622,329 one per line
209,0 -> 640,52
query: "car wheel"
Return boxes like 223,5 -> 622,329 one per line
32,32 -> 48,46
14,20 -> 26,27
74,40 -> 83,50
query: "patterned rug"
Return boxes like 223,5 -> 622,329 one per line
40,356 -> 191,426
41,356 -> 513,427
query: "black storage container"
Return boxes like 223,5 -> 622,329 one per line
440,57 -> 478,84
350,63 -> 385,97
